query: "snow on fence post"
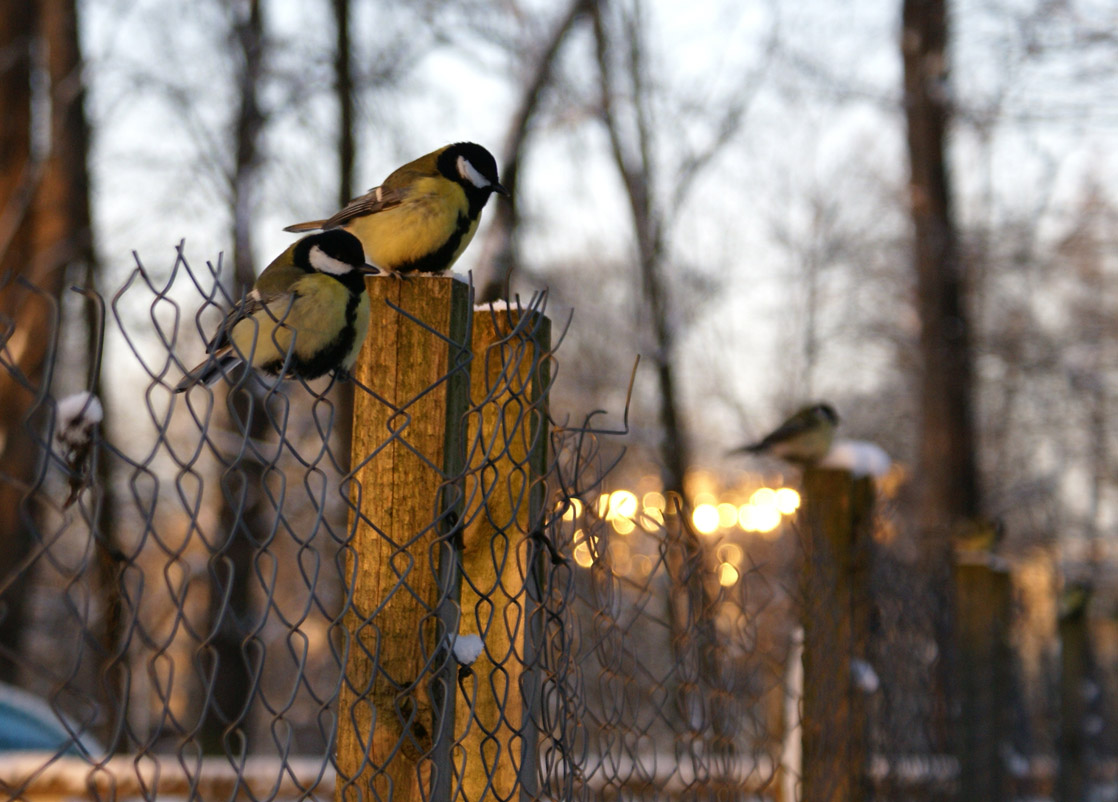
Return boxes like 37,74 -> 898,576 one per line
798,467 -> 875,802
336,276 -> 471,802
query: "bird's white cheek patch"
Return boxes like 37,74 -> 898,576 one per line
457,156 -> 490,189
309,245 -> 354,276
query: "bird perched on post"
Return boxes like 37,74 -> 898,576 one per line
174,230 -> 374,392
729,403 -> 840,465
284,142 -> 509,276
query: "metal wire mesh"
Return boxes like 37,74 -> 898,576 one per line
0,249 -> 1083,802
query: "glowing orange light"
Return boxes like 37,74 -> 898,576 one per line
612,516 -> 636,535
559,497 -> 583,521
717,503 -> 739,529
717,543 -> 743,566
692,504 -> 720,535
750,487 -> 777,507
718,563 -> 740,586
774,487 -> 800,515
608,490 -> 639,520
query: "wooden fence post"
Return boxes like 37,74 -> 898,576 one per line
453,304 -> 550,801
799,467 -> 875,802
337,276 -> 471,802
953,543 -> 1013,802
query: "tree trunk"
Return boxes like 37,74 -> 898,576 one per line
35,0 -> 125,745
200,0 -> 267,754
901,0 -> 982,784
0,0 -> 39,685
590,0 -> 688,496
901,0 -> 980,535
231,0 -> 264,294
331,0 -> 356,472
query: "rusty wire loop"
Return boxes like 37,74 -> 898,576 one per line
0,248 -> 818,802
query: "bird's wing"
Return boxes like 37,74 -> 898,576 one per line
205,289 -> 293,354
754,414 -> 814,449
284,181 -> 420,234
320,184 -> 412,227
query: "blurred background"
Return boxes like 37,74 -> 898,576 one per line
2,0 -> 1118,799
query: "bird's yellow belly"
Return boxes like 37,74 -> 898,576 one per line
231,278 -> 359,373
344,198 -> 476,273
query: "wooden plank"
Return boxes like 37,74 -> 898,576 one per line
454,305 -> 550,802
336,275 -> 470,802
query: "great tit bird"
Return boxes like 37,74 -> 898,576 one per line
730,403 -> 840,465
284,142 -> 509,276
174,230 -> 374,392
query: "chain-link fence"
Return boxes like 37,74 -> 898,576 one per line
0,252 -> 1102,801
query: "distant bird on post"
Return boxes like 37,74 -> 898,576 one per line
284,142 -> 509,276
729,403 -> 840,465
174,230 -> 374,392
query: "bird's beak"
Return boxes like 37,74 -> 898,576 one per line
361,263 -> 381,275
492,182 -> 510,198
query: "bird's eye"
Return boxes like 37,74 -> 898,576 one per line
457,156 -> 491,189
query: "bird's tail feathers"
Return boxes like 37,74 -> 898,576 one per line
173,351 -> 243,393
283,220 -> 325,234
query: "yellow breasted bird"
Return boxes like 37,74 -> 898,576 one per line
174,230 -> 374,392
729,403 -> 840,465
284,142 -> 509,275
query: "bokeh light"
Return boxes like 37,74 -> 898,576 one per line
632,554 -> 653,579
608,490 -> 639,519
612,516 -> 636,535
717,502 -> 739,529
717,543 -> 743,566
570,477 -> 802,570
739,503 -> 781,534
692,504 -> 720,535
774,487 -> 800,514
609,540 -> 632,574
560,497 -> 583,521
750,487 -> 776,507
599,490 -> 639,523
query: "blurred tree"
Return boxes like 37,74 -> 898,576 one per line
200,0 -> 268,755
476,0 -> 596,304
0,0 -> 39,685
590,0 -> 761,497
330,0 -> 357,471
35,0 -> 123,745
902,0 -> 981,542
901,0 -> 986,796
0,0 -> 105,692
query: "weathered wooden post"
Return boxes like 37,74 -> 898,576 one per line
453,304 -> 550,801
953,527 -> 1013,802
336,276 -> 471,802
798,467 -> 874,802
